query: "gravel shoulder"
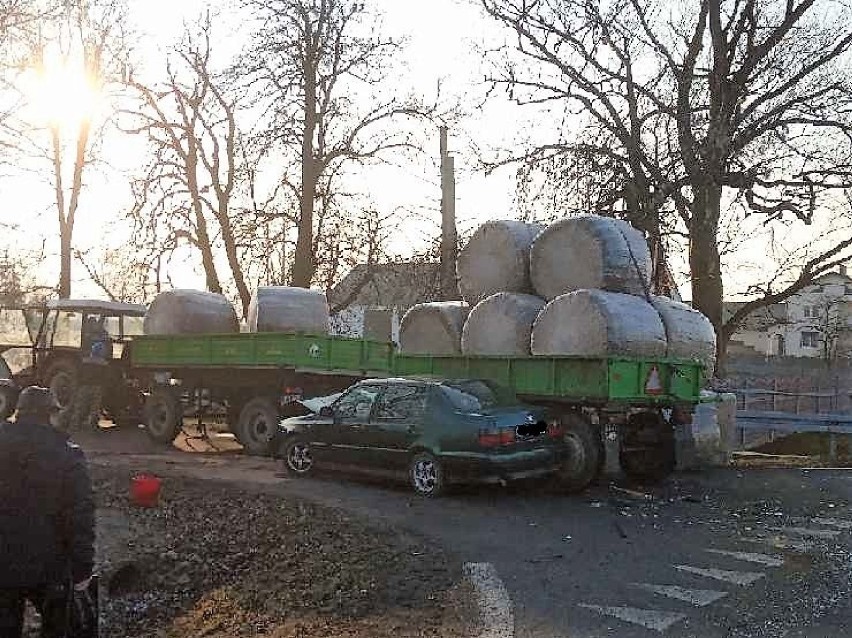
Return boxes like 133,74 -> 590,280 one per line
89,463 -> 472,638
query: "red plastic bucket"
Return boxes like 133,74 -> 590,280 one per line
130,474 -> 161,507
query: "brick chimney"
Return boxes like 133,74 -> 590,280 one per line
841,263 -> 848,277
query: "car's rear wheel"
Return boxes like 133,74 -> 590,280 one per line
281,437 -> 313,476
236,397 -> 279,456
409,452 -> 445,497
556,412 -> 601,492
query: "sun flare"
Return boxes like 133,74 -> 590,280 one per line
22,50 -> 103,131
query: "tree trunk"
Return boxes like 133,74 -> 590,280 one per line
291,65 -> 318,289
220,216 -> 251,317
59,221 -> 72,298
690,185 -> 725,376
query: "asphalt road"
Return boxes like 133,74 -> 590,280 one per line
83,430 -> 852,638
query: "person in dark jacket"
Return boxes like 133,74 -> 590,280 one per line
0,386 -> 95,638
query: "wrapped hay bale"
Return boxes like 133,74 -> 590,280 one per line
399,301 -> 470,355
461,292 -> 545,355
531,289 -> 666,357
529,215 -> 652,300
457,220 -> 544,303
144,289 -> 239,335
247,286 -> 329,334
651,295 -> 716,372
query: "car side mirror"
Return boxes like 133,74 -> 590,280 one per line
319,405 -> 334,418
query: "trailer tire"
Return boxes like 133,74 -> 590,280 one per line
555,412 -> 601,493
145,388 -> 181,444
236,397 -> 279,456
619,411 -> 675,483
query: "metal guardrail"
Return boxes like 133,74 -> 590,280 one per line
735,410 -> 852,460
737,410 -> 852,434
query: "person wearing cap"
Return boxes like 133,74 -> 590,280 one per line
0,386 -> 95,637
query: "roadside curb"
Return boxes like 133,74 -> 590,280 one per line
463,562 -> 514,638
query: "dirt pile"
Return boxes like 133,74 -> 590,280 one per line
90,467 -> 470,638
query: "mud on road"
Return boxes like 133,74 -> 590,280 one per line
88,460 -> 471,638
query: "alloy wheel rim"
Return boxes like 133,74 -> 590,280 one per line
288,442 -> 312,473
413,458 -> 437,493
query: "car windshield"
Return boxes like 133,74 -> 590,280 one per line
440,380 -> 518,413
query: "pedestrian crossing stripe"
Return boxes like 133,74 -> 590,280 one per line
632,583 -> 728,607
706,548 -> 784,567
812,517 -> 852,530
674,564 -> 765,585
579,604 -> 686,632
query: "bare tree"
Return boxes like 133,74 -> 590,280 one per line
482,0 -> 852,372
240,0 -> 434,288
124,16 -> 252,314
3,0 -> 129,298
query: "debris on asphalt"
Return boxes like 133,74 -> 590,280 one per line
90,466 -> 472,638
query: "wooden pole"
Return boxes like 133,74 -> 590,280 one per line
439,126 -> 459,300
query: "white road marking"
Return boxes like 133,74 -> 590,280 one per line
674,564 -> 765,586
771,526 -> 841,539
633,583 -> 728,607
706,548 -> 784,567
579,604 -> 686,632
742,537 -> 815,552
812,517 -> 852,530
463,562 -> 514,638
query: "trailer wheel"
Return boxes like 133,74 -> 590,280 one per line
619,411 -> 675,483
0,384 -> 17,420
556,412 -> 601,492
236,397 -> 279,456
145,388 -> 181,444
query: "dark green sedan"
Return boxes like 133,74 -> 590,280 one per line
271,377 -> 568,496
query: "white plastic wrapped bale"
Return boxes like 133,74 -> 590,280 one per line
651,295 -> 716,372
247,286 -> 329,334
457,220 -> 544,303
531,289 -> 667,357
398,301 -> 470,355
143,290 -> 239,335
529,215 -> 652,300
461,292 -> 545,355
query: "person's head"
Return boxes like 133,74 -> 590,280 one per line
15,386 -> 61,423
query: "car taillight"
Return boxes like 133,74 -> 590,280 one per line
478,426 -> 516,447
546,422 -> 564,439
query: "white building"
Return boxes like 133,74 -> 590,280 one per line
727,267 -> 852,360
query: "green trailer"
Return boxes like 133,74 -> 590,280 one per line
130,331 -> 705,485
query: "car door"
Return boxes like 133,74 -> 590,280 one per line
366,383 -> 428,471
326,384 -> 381,466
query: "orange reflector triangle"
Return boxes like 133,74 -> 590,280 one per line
645,365 -> 663,395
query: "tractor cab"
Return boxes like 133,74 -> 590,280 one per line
0,299 -> 146,419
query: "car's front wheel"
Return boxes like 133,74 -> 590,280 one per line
409,452 -> 445,497
282,437 -> 314,476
